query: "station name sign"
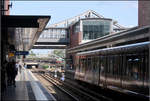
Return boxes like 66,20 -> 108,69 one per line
15,51 -> 29,55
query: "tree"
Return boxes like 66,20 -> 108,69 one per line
53,49 -> 65,58
29,50 -> 36,58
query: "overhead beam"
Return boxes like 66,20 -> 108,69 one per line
2,15 -> 50,28
35,42 -> 69,45
32,45 -> 67,49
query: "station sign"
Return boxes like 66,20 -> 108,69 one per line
15,51 -> 29,55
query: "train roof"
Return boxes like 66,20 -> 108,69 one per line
77,41 -> 150,56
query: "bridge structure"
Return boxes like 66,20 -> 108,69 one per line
33,27 -> 68,49
33,10 -> 126,49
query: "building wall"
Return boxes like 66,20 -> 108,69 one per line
1,0 -> 10,94
1,0 -> 10,15
67,25 -> 82,69
138,1 -> 150,27
67,18 -> 112,70
69,26 -> 82,48
1,0 -> 10,63
5,0 -> 9,15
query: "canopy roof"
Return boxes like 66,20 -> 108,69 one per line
2,15 -> 51,51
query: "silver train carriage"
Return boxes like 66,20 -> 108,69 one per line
75,41 -> 150,99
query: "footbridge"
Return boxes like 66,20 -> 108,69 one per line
33,10 -> 126,49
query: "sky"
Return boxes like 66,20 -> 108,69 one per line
10,1 -> 138,54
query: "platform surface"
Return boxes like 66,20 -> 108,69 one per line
2,67 -> 56,101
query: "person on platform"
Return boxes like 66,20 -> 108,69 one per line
16,61 -> 21,73
19,64 -> 22,73
9,59 -> 18,87
6,61 -> 12,86
24,63 -> 27,69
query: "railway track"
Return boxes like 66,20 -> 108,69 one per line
40,73 -> 79,101
33,68 -> 112,101
31,68 -> 78,101
45,71 -> 113,101
47,73 -> 112,101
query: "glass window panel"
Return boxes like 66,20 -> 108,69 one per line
82,19 -> 111,40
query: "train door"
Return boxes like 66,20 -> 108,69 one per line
79,57 -> 86,81
80,58 -> 86,81
92,56 -> 100,85
143,51 -> 149,96
85,57 -> 92,83
105,55 -> 114,87
89,57 -> 94,84
84,57 -> 88,82
99,56 -> 107,87
75,56 -> 80,79
114,55 -> 122,87
122,52 -> 148,95
106,55 -> 122,88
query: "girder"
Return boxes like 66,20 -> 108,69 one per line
32,45 -> 66,49
49,9 -> 126,29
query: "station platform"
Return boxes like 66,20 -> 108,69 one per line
2,67 -> 56,101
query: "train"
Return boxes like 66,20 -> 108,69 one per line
75,41 -> 149,99
25,62 -> 39,69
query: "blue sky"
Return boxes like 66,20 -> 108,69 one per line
10,1 -> 138,54
10,1 -> 138,27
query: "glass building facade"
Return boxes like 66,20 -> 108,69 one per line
82,19 -> 112,40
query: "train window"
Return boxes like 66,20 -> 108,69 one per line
82,58 -> 86,74
91,57 -> 95,73
93,56 -> 100,84
107,56 -> 113,75
113,55 -> 120,76
132,58 -> 140,80
80,59 -> 84,73
92,57 -> 97,72
91,57 -> 94,71
99,56 -> 107,85
85,58 -> 88,72
126,54 -> 144,81
91,56 -> 99,73
100,56 -> 106,74
87,57 -> 92,73
78,58 -> 81,72
95,56 -> 100,71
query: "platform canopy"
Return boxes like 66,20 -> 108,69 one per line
2,15 -> 51,51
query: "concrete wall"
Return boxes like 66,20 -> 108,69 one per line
138,1 -> 150,27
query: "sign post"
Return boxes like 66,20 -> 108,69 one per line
15,51 -> 29,55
